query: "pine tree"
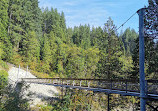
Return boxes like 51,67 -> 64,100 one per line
8,0 -> 25,51
101,18 -> 124,79
49,31 -> 57,72
66,27 -> 73,44
22,31 -> 40,64
60,12 -> 66,32
41,34 -> 51,73
120,28 -> 138,56
0,0 -> 12,60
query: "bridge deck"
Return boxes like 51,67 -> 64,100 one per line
20,78 -> 158,100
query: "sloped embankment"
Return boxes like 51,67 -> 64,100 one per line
8,66 -> 59,106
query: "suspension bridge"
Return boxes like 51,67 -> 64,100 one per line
20,78 -> 158,100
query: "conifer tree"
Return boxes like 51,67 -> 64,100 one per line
41,34 -> 51,73
0,0 -> 12,60
22,31 -> 40,63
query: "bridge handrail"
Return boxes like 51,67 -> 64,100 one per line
147,80 -> 158,83
20,78 -> 139,83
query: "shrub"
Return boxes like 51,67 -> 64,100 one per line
0,60 -> 8,70
0,70 -> 8,78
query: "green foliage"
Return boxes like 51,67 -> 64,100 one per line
119,28 -> 138,55
52,89 -> 107,111
0,70 -> 8,78
22,31 -> 40,63
0,0 -> 12,61
52,94 -> 71,111
132,36 -> 158,79
118,55 -> 133,78
0,42 -> 4,59
0,70 -> 8,99
2,82 -> 31,111
0,69 -> 30,111
0,60 -> 8,70
38,105 -> 53,111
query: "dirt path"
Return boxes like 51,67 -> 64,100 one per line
8,66 -> 59,106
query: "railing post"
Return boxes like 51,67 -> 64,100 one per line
62,79 -> 63,99
73,80 -> 75,86
88,81 -> 90,88
108,94 -> 110,111
126,79 -> 128,93
57,79 -> 59,85
67,80 -> 68,85
145,80 -> 148,96
25,65 -> 28,78
80,80 -> 82,87
110,80 -> 112,90
17,64 -> 20,82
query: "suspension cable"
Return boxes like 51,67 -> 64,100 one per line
116,12 -> 137,31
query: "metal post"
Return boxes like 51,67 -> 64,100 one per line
62,79 -> 63,99
25,65 -> 28,78
88,82 -> 90,88
126,79 -> 128,93
80,80 -> 82,87
137,8 -> 146,111
110,80 -> 112,90
108,94 -> 110,111
17,65 -> 20,81
73,80 -> 75,86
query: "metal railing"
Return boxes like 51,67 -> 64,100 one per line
19,78 -> 158,96
147,80 -> 158,95
20,78 -> 142,93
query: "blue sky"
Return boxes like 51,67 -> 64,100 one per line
39,0 -> 148,32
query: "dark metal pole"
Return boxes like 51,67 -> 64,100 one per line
108,94 -> 110,111
62,79 -> 63,99
137,8 -> 146,111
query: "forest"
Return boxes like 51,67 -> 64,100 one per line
0,0 -> 157,110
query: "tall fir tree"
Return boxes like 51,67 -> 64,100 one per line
0,0 -> 12,60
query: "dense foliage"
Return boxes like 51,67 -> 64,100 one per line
0,0 -> 138,79
0,66 -> 30,111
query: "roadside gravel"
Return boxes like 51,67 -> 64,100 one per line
8,66 -> 59,106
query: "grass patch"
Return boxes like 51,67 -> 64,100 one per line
0,60 -> 9,71
30,70 -> 51,78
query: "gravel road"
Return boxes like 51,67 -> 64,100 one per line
8,66 -> 59,106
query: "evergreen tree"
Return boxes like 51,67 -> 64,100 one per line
41,34 -> 51,73
49,31 -> 57,72
120,28 -> 138,55
66,27 -> 73,44
0,0 -> 12,61
8,0 -> 24,51
60,11 -> 66,32
72,26 -> 80,46
22,31 -> 40,64
103,18 -> 122,79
